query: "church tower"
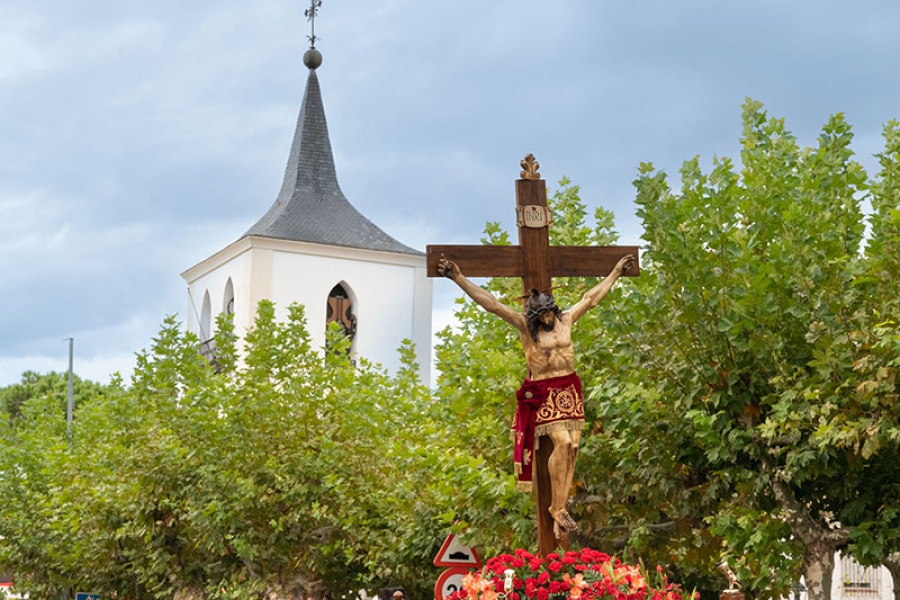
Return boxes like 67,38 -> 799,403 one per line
181,26 -> 432,380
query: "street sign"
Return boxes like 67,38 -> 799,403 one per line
434,567 -> 469,600
433,533 -> 482,568
75,593 -> 99,600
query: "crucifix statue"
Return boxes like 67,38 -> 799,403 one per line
427,154 -> 639,554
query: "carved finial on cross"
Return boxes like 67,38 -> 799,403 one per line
520,153 -> 541,180
305,0 -> 323,48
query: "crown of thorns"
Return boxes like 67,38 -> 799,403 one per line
524,289 -> 560,321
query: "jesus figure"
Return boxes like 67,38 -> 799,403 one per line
438,253 -> 634,539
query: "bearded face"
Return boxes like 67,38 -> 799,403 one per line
525,290 -> 561,341
537,310 -> 556,330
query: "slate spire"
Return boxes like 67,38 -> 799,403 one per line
243,47 -> 419,255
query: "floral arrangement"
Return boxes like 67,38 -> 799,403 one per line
448,548 -> 696,600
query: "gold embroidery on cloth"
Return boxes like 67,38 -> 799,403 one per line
535,383 -> 584,422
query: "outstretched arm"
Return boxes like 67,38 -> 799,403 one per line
567,254 -> 634,323
438,255 -> 525,331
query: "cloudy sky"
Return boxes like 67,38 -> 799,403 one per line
2,1 -> 899,386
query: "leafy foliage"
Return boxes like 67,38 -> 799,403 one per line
437,105 -> 900,600
0,370 -> 108,422
434,178 -> 725,598
594,101 -> 900,600
0,306 -> 520,600
3,106 -> 899,600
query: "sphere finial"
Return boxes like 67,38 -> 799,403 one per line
303,0 -> 323,69
304,48 -> 323,70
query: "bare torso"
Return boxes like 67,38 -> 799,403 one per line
519,313 -> 576,380
436,252 -> 634,540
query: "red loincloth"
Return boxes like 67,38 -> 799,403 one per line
510,372 -> 585,492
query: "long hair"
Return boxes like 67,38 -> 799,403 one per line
524,289 -> 561,342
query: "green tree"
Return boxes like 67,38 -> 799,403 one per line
0,370 -> 107,422
595,101 -> 900,600
0,305 -> 522,600
849,119 -> 900,599
434,109 -> 900,600
433,178 -> 726,598
4,109 -> 897,600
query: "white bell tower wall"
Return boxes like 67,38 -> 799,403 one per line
182,236 -> 432,382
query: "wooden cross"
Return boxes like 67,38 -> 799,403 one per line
426,154 -> 640,555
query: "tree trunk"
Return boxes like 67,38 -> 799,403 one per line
772,480 -> 848,600
801,545 -> 836,600
884,553 -> 900,600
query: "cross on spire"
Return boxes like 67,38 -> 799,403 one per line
305,0 -> 323,48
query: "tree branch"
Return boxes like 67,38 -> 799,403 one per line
771,478 -> 849,547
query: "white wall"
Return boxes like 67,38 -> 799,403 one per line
832,556 -> 893,600
182,237 -> 432,382
184,243 -> 251,340
788,557 -> 895,600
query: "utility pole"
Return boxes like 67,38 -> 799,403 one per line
66,337 -> 74,436
64,337 -> 74,600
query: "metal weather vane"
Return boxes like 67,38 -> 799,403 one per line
305,0 -> 323,47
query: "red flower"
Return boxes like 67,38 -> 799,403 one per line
453,547 -> 689,600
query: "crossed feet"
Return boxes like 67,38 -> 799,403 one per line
550,507 -> 578,540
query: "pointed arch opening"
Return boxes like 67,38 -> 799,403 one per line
198,288 -> 220,370
223,278 -> 235,316
326,282 -> 357,355
200,290 -> 212,342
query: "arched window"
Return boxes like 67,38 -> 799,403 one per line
223,278 -> 235,316
197,289 -> 221,371
326,283 -> 357,343
200,290 -> 212,342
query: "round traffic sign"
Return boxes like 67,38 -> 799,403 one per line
435,567 -> 470,600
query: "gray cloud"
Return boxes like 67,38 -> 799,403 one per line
3,0 -> 899,384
